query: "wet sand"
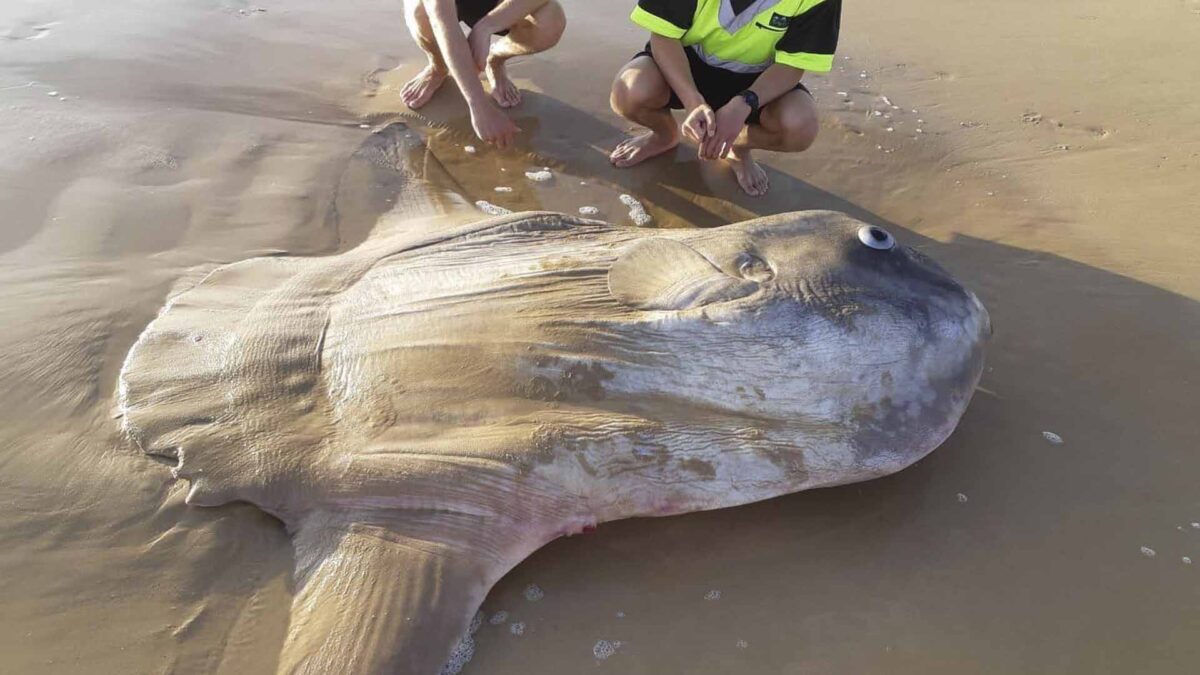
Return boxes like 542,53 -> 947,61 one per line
1,0 -> 1198,673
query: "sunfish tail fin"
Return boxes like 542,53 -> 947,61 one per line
279,512 -> 507,675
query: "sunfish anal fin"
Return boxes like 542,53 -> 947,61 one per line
279,511 -> 508,675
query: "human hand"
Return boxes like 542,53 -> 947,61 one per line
680,103 -> 716,145
701,99 -> 752,160
470,102 -> 519,149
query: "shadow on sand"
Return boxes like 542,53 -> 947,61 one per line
380,93 -> 1200,672
395,89 -> 888,231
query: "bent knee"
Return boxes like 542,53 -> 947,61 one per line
777,105 -> 819,152
515,1 -> 565,51
611,68 -> 668,114
536,1 -> 567,46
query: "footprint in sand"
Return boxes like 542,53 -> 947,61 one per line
1023,112 -> 1111,145
2,21 -> 58,41
223,1 -> 268,17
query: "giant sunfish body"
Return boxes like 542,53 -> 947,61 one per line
118,128 -> 989,674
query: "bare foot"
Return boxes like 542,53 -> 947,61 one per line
486,57 -> 521,108
610,130 -> 679,168
728,148 -> 769,196
400,63 -> 447,110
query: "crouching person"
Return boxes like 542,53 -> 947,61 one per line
610,0 -> 840,196
401,0 -> 567,148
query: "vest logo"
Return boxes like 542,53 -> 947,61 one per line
769,12 -> 791,29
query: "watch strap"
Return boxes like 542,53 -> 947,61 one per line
737,90 -> 760,116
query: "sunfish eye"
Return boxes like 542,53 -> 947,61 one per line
737,254 -> 774,282
858,225 -> 896,251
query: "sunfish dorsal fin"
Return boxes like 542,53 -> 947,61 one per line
335,122 -> 478,246
608,238 -> 758,311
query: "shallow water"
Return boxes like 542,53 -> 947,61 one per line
1,1 -> 1198,673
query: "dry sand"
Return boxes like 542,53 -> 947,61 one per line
1,0 -> 1198,673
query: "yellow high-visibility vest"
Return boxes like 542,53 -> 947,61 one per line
632,0 -> 836,73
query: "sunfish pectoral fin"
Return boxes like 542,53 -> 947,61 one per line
608,238 -> 758,311
278,511 -> 509,675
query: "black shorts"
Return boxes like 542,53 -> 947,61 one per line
633,42 -> 810,125
457,0 -> 508,34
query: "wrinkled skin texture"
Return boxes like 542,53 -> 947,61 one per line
117,128 -> 989,674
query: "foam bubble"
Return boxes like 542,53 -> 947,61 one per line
475,200 -> 512,216
509,621 -> 526,636
494,186 -> 513,193
619,194 -> 652,226
1140,546 -> 1157,558
1042,431 -> 1064,445
593,639 -> 621,660
523,583 -> 544,602
439,634 -> 476,675
524,169 -> 553,182
736,639 -> 749,649
956,492 -> 969,503
579,206 -> 599,216
489,610 -> 509,625
469,610 -> 484,635
704,589 -> 721,601
464,145 -> 477,154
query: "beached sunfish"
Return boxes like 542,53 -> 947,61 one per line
118,129 -> 990,675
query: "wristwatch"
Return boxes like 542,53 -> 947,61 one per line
736,90 -> 760,117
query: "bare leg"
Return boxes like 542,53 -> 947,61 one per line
727,88 -> 819,196
609,56 -> 680,168
400,0 -> 448,109
469,0 -> 566,108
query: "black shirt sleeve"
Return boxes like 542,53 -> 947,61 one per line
633,0 -> 700,35
775,0 -> 841,71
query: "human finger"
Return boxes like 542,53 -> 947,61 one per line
702,108 -> 716,138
